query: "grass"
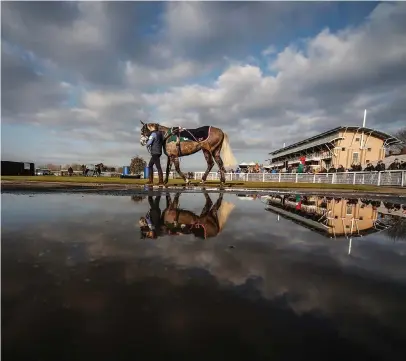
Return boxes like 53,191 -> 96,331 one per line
0,175 -> 395,192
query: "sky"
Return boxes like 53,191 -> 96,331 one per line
2,1 -> 406,170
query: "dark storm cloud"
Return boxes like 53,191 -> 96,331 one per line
1,45 -> 69,117
1,2 -> 165,87
163,2 -> 334,63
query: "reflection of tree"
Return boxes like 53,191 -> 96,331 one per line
131,195 -> 146,203
386,217 -> 406,241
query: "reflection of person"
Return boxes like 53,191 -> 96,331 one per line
139,196 -> 162,239
145,123 -> 164,186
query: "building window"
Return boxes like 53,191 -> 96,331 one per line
342,147 -> 346,151
346,205 -> 353,215
352,152 -> 359,164
367,148 -> 371,151
355,137 -> 360,141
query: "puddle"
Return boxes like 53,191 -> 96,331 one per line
2,191 -> 406,361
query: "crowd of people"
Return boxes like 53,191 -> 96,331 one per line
225,158 -> 405,174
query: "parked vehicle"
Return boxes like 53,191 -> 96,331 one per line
35,169 -> 53,176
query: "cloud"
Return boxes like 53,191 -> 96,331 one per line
2,2 -> 406,167
1,44 -> 70,118
149,2 -> 406,151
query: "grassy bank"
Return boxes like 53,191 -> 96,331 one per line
1,175 -> 397,192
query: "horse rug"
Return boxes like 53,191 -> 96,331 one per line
166,126 -> 211,143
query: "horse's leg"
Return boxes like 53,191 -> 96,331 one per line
173,192 -> 181,208
200,192 -> 213,216
200,149 -> 215,184
212,193 -> 224,214
213,146 -> 227,186
164,156 -> 172,184
173,157 -> 189,184
165,193 -> 172,208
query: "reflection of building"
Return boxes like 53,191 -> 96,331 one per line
264,195 -> 392,238
267,126 -> 403,170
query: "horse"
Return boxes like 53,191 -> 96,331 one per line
161,192 -> 235,239
95,163 -> 104,177
139,121 -> 237,186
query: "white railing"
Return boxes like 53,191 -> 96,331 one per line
188,170 -> 406,187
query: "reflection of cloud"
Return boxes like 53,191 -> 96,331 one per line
2,192 -> 406,358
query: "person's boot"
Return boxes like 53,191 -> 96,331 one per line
146,171 -> 154,186
157,171 -> 164,187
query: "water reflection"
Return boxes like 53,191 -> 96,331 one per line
2,191 -> 406,361
139,192 -> 235,239
264,194 -> 406,254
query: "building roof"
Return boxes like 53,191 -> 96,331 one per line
264,204 -> 385,239
269,126 -> 404,155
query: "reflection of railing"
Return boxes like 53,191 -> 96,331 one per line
192,170 -> 406,187
263,195 -> 405,240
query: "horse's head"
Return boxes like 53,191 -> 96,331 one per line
140,120 -> 159,146
139,217 -> 158,239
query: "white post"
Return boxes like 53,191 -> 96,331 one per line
313,174 -> 316,183
377,171 -> 381,186
295,173 -> 298,183
262,172 -> 265,182
402,171 -> 405,187
353,172 -> 356,185
332,173 -> 336,184
278,173 -> 281,183
361,109 -> 367,149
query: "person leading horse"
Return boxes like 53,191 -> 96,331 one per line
144,123 -> 164,186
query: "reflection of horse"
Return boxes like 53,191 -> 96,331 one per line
139,121 -> 236,186
162,192 -> 235,239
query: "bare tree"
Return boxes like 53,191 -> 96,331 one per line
390,127 -> 406,154
46,163 -> 60,171
386,217 -> 406,242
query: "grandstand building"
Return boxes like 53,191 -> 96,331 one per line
268,126 -> 403,170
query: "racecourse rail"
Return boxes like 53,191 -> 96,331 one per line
152,170 -> 406,187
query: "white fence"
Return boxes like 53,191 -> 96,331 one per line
190,170 -> 406,187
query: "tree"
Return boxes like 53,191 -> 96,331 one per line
386,217 -> 406,242
70,163 -> 82,171
130,155 -> 146,175
46,163 -> 60,171
390,127 -> 406,154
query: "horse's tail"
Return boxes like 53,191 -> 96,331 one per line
217,200 -> 236,232
221,133 -> 237,168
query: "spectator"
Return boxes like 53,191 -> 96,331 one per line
337,165 -> 345,172
328,166 -> 336,173
388,158 -> 400,170
364,163 -> 375,171
375,160 -> 386,172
